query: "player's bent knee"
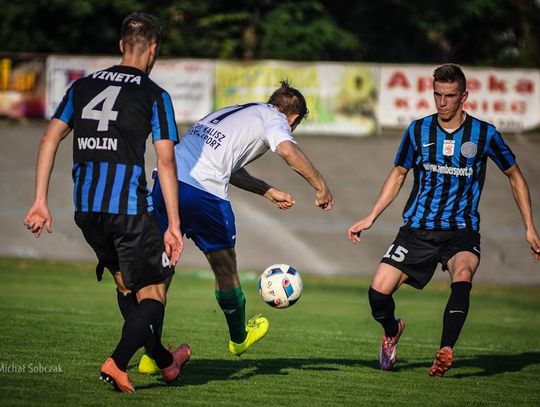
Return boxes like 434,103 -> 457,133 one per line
452,267 -> 474,283
136,283 -> 167,304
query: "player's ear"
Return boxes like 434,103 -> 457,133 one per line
149,42 -> 158,58
287,113 -> 300,129
461,90 -> 469,105
119,39 -> 124,54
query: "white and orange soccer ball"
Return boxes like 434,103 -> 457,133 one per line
258,264 -> 303,309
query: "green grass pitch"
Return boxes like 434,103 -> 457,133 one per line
0,258 -> 539,406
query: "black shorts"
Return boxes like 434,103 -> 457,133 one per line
380,226 -> 481,290
74,212 -> 174,292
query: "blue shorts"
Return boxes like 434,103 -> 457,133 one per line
152,176 -> 236,253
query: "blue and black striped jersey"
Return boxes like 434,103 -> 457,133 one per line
53,65 -> 178,215
395,113 -> 515,231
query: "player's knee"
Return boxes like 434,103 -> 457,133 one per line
136,283 -> 167,304
452,267 -> 474,283
368,287 -> 395,320
214,267 -> 237,281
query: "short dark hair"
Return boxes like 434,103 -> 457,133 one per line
267,80 -> 309,123
121,12 -> 162,50
433,64 -> 467,93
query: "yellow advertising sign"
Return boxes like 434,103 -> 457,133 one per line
216,61 -> 379,136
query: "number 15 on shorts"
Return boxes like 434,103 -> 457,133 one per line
383,244 -> 409,262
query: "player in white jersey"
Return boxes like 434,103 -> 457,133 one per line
139,81 -> 334,372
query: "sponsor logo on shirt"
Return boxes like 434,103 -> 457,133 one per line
423,163 -> 473,177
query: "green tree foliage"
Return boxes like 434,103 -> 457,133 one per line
0,0 -> 538,67
322,0 -> 540,67
258,2 -> 359,61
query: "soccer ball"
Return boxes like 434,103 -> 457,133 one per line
258,264 -> 303,309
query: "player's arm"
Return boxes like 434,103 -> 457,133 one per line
24,118 -> 71,237
154,140 -> 183,266
348,165 -> 408,243
230,168 -> 295,210
503,163 -> 540,262
276,140 -> 334,211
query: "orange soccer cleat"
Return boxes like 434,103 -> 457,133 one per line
429,346 -> 454,378
161,343 -> 192,384
100,357 -> 135,393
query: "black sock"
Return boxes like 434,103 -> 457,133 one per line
111,299 -> 172,371
440,281 -> 472,349
116,289 -> 164,359
116,289 -> 138,320
368,287 -> 399,337
144,309 -> 164,358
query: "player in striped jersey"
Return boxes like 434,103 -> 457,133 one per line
23,13 -> 190,392
348,64 -> 540,377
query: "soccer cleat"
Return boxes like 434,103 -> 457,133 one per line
379,318 -> 405,371
229,314 -> 270,356
138,353 -> 160,375
429,346 -> 454,378
100,357 -> 135,394
161,343 -> 192,384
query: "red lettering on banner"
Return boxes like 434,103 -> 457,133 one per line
489,75 -> 507,92
515,79 -> 534,94
417,77 -> 432,92
417,99 -> 430,109
468,78 -> 481,91
511,101 -> 526,114
394,98 -> 409,108
388,71 -> 410,89
464,100 -> 479,112
464,99 -> 527,115
493,101 -> 505,112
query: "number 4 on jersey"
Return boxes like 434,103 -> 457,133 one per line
82,86 -> 121,131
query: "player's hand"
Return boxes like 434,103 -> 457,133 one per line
347,217 -> 374,243
163,226 -> 183,267
315,185 -> 334,211
264,187 -> 295,210
526,227 -> 540,263
23,201 -> 52,238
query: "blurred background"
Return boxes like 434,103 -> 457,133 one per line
1,0 -> 539,285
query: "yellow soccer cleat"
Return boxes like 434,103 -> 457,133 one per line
138,354 -> 160,375
229,314 -> 269,356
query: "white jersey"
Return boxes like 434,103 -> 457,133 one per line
175,103 -> 296,200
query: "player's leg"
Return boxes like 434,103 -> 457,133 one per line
101,213 -> 189,392
369,263 -> 408,370
113,270 -> 172,375
205,248 -> 269,356
206,248 -> 246,342
372,226 -> 439,371
102,282 -> 190,390
135,175 -> 181,374
430,248 -> 479,378
370,263 -> 408,334
442,250 -> 479,348
107,283 -> 170,375
74,213 -> 138,392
